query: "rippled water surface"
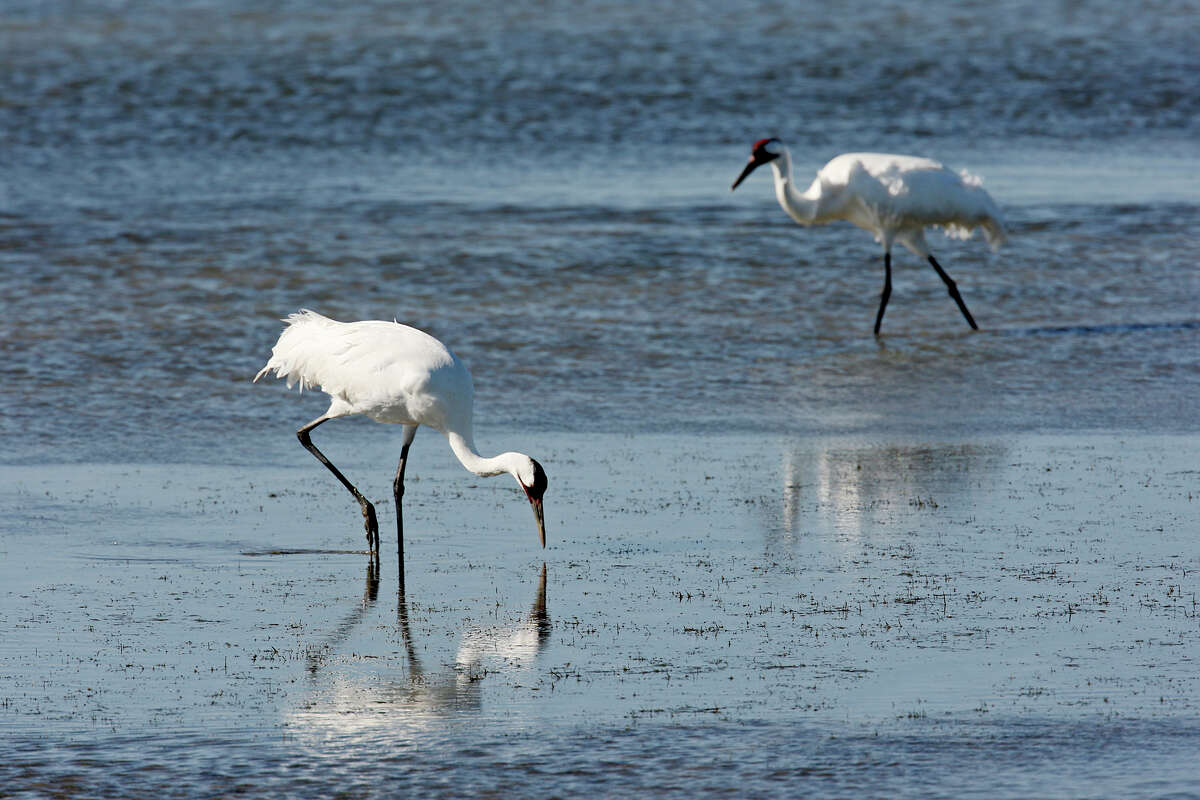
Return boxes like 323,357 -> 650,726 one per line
3,434 -> 1200,798
2,0 -> 1198,463
2,0 -> 1199,796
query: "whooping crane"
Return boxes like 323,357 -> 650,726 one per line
255,310 -> 547,560
732,138 -> 1006,334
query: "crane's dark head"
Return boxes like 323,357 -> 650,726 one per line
518,457 -> 548,548
731,137 -> 783,191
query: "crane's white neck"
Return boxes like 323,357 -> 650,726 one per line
769,149 -> 820,226
446,431 -> 529,481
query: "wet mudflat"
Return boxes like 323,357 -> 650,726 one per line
3,1 -> 1199,795
2,432 -> 1197,797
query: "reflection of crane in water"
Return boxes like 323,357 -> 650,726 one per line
395,563 -> 550,709
305,559 -> 381,675
777,442 -> 1005,540
292,564 -> 550,740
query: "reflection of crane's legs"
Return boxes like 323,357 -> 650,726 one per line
874,251 -> 893,336
392,425 -> 418,574
929,255 -> 979,330
396,586 -> 420,676
297,416 -> 379,555
306,559 -> 380,674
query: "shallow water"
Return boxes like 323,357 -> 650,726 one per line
2,434 -> 1199,797
1,0 -> 1198,464
2,0 -> 1199,796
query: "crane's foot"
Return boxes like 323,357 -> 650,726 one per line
362,503 -> 379,555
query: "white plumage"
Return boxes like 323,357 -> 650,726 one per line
255,310 -> 547,559
732,138 -> 1007,334
257,311 -> 469,430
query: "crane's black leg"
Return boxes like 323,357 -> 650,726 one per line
392,425 -> 418,572
297,416 -> 379,555
928,255 -> 979,330
874,251 -> 893,336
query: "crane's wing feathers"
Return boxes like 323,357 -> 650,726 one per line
820,153 -> 1007,249
256,310 -> 472,428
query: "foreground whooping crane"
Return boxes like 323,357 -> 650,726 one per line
255,310 -> 547,561
732,138 -> 1007,335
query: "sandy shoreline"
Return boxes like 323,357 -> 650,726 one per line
2,430 -> 1198,795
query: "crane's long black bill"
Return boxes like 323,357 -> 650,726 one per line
531,498 -> 546,548
731,160 -> 760,191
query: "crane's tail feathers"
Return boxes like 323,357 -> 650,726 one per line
253,360 -> 311,392
981,219 -> 1008,251
941,218 -> 1007,251
949,169 -> 1008,251
254,309 -> 338,392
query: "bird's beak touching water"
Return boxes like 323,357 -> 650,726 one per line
530,496 -> 546,549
